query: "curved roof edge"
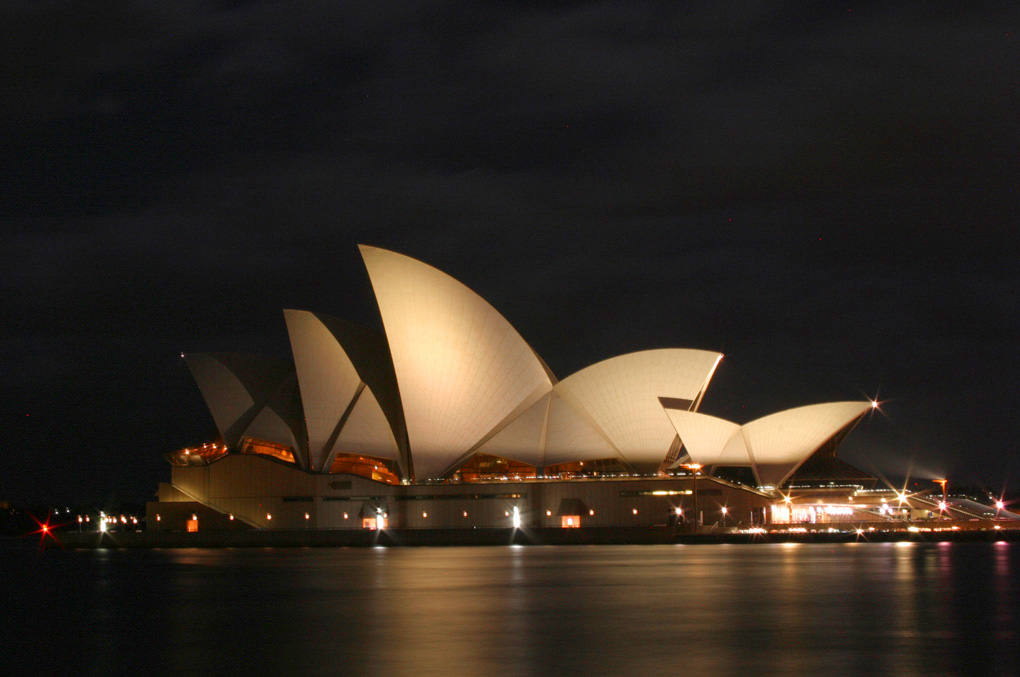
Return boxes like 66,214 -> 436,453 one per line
663,401 -> 871,489
284,309 -> 406,476
742,401 -> 872,488
554,348 -> 724,471
359,244 -> 554,480
662,409 -> 748,467
184,352 -> 306,465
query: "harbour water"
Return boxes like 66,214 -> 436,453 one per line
5,541 -> 1019,675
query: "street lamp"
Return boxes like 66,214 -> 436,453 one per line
934,479 -> 948,517
721,506 -> 728,529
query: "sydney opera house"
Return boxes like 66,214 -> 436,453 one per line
148,246 -> 881,533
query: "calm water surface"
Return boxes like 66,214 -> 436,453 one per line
4,541 -> 1019,675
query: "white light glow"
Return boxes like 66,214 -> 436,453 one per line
512,506 -> 521,529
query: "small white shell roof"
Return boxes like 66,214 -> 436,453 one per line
554,349 -> 723,471
742,401 -> 871,487
663,409 -> 748,467
360,245 -> 553,479
184,353 -> 306,464
664,401 -> 871,488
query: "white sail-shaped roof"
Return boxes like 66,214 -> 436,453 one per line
741,401 -> 871,488
663,409 -> 749,467
285,310 -> 363,471
663,401 -> 871,487
360,245 -> 554,479
554,349 -> 723,471
241,372 -> 308,467
184,353 -> 295,451
284,309 -> 404,474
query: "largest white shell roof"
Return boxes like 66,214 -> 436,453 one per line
360,245 -> 554,479
360,246 -> 725,477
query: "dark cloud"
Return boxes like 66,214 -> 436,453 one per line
3,1 -> 1017,502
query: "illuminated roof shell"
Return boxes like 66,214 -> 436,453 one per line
662,409 -> 748,467
741,401 -> 871,488
284,310 -> 405,475
664,401 -> 871,488
359,245 -> 553,479
553,349 -> 723,472
184,353 -> 308,467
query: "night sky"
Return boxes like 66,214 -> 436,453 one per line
4,2 -> 1017,505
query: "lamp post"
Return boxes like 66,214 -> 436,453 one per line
934,479 -> 948,517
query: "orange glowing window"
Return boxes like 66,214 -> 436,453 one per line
186,519 -> 199,533
454,453 -> 537,482
241,437 -> 296,464
561,515 -> 581,528
329,454 -> 401,484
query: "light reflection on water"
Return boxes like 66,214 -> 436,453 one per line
5,542 -> 1020,676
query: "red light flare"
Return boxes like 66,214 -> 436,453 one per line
27,510 -> 65,552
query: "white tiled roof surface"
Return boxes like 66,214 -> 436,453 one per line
360,245 -> 553,479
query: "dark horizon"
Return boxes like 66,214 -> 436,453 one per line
4,3 -> 1017,504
